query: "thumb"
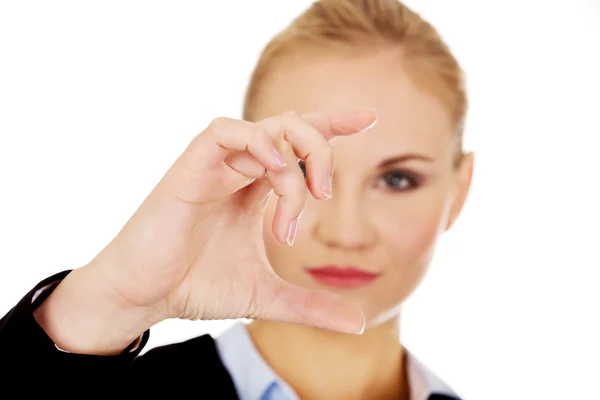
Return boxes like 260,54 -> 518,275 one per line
255,275 -> 366,335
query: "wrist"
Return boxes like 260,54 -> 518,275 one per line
33,265 -> 157,355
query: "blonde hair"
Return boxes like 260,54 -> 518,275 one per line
243,0 -> 467,149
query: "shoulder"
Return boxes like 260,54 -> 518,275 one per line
134,333 -> 237,397
406,350 -> 462,400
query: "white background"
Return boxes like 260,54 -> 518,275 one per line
1,1 -> 599,398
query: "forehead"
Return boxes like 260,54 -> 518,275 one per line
252,52 -> 455,165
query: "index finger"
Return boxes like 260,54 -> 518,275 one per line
302,109 -> 377,140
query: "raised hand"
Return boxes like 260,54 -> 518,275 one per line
35,110 -> 376,354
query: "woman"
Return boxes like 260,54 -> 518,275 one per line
0,0 -> 473,399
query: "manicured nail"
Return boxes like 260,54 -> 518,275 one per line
358,114 -> 377,133
334,312 -> 366,335
286,217 -> 299,246
321,174 -> 332,199
272,147 -> 287,167
349,314 -> 366,335
356,321 -> 365,335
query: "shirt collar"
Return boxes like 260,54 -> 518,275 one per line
215,322 -> 295,400
215,322 -> 459,400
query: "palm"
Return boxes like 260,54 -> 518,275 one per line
170,182 -> 275,322
101,176 -> 269,320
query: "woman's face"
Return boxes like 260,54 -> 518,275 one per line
253,51 -> 473,326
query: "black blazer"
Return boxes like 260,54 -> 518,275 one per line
0,271 -> 458,399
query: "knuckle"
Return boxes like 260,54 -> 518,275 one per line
247,125 -> 268,151
207,116 -> 228,134
294,184 -> 308,202
277,139 -> 293,152
254,124 -> 269,140
280,110 -> 301,119
280,179 -> 307,205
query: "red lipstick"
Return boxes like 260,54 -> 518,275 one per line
305,265 -> 379,289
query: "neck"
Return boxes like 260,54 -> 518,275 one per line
247,317 -> 408,400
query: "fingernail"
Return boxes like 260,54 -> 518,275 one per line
272,147 -> 287,167
286,217 -> 299,246
334,315 -> 365,335
358,115 -> 377,133
321,174 -> 332,199
356,322 -> 365,335
349,315 -> 366,335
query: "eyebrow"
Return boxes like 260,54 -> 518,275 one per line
378,154 -> 434,168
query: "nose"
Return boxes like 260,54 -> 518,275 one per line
311,192 -> 377,251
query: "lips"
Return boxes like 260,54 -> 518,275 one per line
305,265 -> 380,289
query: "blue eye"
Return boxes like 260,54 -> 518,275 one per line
379,170 -> 418,191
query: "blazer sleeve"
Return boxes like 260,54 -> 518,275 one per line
0,272 -> 240,398
0,270 -> 151,393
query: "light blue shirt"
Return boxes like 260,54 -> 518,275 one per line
215,322 -> 459,400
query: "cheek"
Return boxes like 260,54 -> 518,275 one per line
379,192 -> 449,265
369,193 -> 449,315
